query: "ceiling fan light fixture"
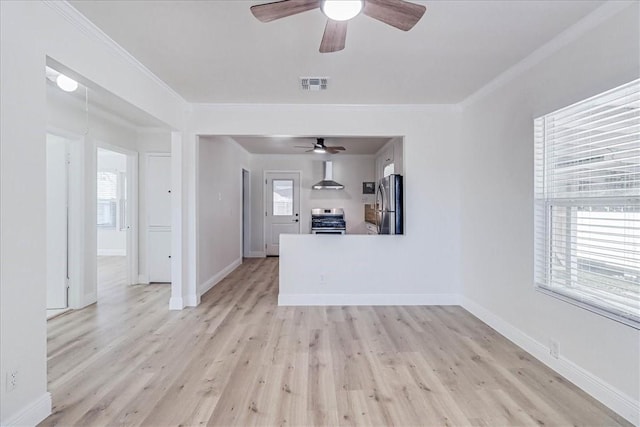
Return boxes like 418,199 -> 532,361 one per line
56,74 -> 78,92
313,147 -> 327,154
321,0 -> 363,21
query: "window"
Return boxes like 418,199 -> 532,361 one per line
273,179 -> 293,216
97,171 -> 117,228
97,170 -> 127,229
534,79 -> 639,327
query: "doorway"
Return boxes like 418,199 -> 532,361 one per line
97,146 -> 138,296
264,171 -> 301,256
242,169 -> 251,258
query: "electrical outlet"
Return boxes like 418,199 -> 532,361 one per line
549,340 -> 559,359
6,370 -> 17,392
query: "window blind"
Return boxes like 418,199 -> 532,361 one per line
97,171 -> 118,228
97,171 -> 118,199
534,79 -> 640,327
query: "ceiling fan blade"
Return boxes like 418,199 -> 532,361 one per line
326,147 -> 341,154
250,0 -> 321,23
362,0 -> 426,31
294,145 -> 313,148
329,146 -> 346,150
305,149 -> 314,152
319,19 -> 348,53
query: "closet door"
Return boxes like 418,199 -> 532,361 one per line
147,154 -> 172,228
146,153 -> 171,283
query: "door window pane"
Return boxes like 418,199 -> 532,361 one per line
273,179 -> 293,216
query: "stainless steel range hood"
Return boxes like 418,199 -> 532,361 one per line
312,161 -> 344,190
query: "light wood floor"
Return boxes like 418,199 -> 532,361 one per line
42,257 -> 629,427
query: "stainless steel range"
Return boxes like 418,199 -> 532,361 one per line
311,208 -> 346,234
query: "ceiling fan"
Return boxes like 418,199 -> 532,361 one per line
296,138 -> 346,154
250,0 -> 426,53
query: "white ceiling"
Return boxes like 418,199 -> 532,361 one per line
69,0 -> 605,105
228,135 -> 393,155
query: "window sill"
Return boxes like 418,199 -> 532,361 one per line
535,285 -> 640,330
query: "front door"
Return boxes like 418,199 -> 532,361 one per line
265,172 -> 300,256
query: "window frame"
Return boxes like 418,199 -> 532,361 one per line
97,170 -> 119,229
534,79 -> 640,329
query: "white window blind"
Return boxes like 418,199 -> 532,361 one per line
534,79 -> 640,327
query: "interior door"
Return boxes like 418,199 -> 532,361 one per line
147,154 -> 171,283
147,154 -> 172,228
46,135 -> 69,309
265,172 -> 300,256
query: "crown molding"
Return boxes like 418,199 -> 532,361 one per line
190,102 -> 461,113
43,0 -> 188,108
459,0 -> 636,110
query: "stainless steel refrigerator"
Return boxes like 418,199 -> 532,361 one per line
376,174 -> 403,234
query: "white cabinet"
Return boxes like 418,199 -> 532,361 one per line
375,155 -> 383,184
146,153 -> 171,283
376,138 -> 403,181
381,144 -> 394,166
393,139 -> 403,176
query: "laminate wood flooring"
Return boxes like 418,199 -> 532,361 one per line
41,257 -> 630,426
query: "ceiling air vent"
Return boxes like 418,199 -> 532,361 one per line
300,77 -> 329,91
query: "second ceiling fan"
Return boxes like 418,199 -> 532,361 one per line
250,0 -> 426,53
296,138 -> 346,154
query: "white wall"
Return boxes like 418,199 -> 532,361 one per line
249,154 -> 375,251
280,234 -> 459,305
47,84 -> 139,147
459,3 -> 640,422
197,136 -> 250,296
97,149 -> 127,256
0,1 -> 184,424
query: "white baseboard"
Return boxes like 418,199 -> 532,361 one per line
184,293 -> 200,307
198,258 -> 243,297
168,296 -> 184,310
76,291 -> 97,309
2,392 -> 51,427
245,251 -> 266,258
278,293 -> 460,306
461,297 -> 639,426
137,274 -> 149,285
97,249 -> 126,256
